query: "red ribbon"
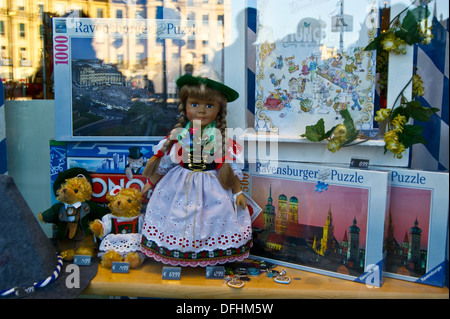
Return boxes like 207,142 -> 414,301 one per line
154,150 -> 165,158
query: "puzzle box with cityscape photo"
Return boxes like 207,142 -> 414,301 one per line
384,168 -> 449,287
246,161 -> 390,286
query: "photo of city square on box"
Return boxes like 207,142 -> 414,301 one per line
247,162 -> 389,285
53,17 -> 224,141
383,168 -> 449,287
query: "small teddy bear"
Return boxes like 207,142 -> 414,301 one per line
38,167 -> 107,261
90,186 -> 145,269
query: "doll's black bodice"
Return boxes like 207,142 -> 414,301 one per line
182,151 -> 217,171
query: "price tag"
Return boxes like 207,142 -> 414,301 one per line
205,266 -> 225,279
14,285 -> 36,298
162,267 -> 181,280
111,262 -> 130,273
74,255 -> 91,266
350,157 -> 370,169
360,129 -> 380,139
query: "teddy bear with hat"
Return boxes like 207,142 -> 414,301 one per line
38,167 -> 107,261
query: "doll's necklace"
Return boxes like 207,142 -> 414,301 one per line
177,121 -> 217,153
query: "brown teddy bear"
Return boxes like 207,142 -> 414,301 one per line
90,186 -> 145,269
38,167 -> 107,261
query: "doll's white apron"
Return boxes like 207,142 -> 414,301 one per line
140,138 -> 252,267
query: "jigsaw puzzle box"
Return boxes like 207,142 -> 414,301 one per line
49,140 -> 157,206
245,161 -> 390,286
383,168 -> 449,287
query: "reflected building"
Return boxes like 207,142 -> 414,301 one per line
0,0 -> 225,99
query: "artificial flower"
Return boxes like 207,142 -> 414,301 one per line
421,28 -> 433,45
327,137 -> 344,153
384,130 -> 406,159
384,130 -> 399,142
333,124 -> 347,139
386,140 -> 406,158
393,38 -> 408,54
391,114 -> 407,132
381,32 -> 408,54
412,74 -> 425,97
374,108 -> 392,122
420,21 -> 433,45
381,32 -> 396,51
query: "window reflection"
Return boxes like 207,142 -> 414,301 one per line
1,0 -> 448,102
0,0 -> 227,100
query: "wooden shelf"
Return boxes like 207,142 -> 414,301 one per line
83,259 -> 449,299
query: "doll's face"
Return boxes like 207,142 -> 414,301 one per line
185,97 -> 221,129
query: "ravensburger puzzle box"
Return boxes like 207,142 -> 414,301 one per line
384,168 -> 449,287
246,161 -> 390,287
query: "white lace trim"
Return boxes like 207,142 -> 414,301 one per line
99,233 -> 143,253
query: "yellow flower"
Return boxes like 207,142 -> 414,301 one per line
381,32 -> 396,51
391,114 -> 407,132
327,137 -> 344,153
384,130 -> 398,142
387,141 -> 406,158
374,108 -> 391,122
412,74 -> 425,97
420,25 -> 433,45
384,130 -> 406,159
333,124 -> 347,139
381,32 -> 408,54
393,38 -> 408,54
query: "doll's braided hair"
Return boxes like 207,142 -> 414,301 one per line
143,84 -> 235,189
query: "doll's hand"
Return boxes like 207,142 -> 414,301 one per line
235,193 -> 247,209
37,213 -> 44,223
142,182 -> 152,195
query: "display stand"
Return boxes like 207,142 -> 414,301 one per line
82,260 -> 448,299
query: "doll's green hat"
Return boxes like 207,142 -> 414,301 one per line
176,74 -> 239,102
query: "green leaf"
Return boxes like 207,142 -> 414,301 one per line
391,104 -> 408,121
365,35 -> 383,51
399,124 -> 426,148
339,109 -> 359,144
324,126 -> 337,140
301,118 -> 326,142
410,6 -> 431,22
401,10 -> 420,35
404,101 -> 439,122
340,109 -> 355,130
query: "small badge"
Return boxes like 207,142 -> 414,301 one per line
274,269 -> 291,284
226,275 -> 245,288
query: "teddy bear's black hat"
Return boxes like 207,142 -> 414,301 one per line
52,167 -> 92,196
0,175 -> 98,299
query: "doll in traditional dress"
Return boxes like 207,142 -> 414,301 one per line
140,72 -> 252,267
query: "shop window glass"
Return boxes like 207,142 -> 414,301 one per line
1,0 -> 448,104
